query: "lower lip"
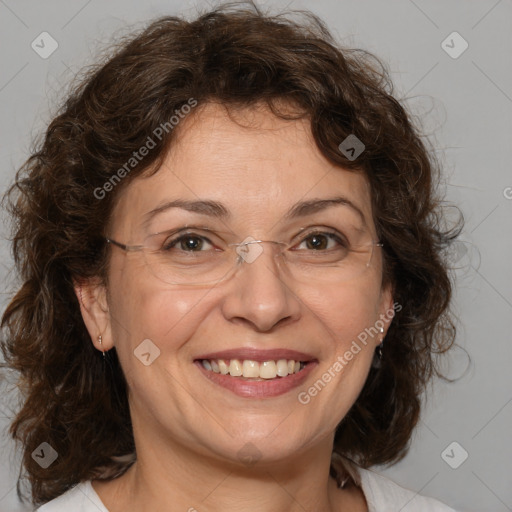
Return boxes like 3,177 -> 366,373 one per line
195,361 -> 317,398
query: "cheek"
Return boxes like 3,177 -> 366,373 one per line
303,278 -> 383,347
108,272 -> 217,365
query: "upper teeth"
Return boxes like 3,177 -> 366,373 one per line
201,359 -> 304,379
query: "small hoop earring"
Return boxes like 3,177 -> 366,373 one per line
98,335 -> 106,358
377,327 -> 385,360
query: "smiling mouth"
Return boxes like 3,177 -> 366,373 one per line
198,358 -> 307,380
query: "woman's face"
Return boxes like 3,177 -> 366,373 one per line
88,102 -> 393,467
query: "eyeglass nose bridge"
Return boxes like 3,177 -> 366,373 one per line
229,237 -> 288,265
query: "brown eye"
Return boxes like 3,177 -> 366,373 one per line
304,234 -> 328,250
297,232 -> 344,251
163,234 -> 213,252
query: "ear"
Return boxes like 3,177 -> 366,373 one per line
74,279 -> 114,352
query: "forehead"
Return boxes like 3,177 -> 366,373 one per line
111,102 -> 374,236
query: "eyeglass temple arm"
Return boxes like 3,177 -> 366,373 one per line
105,238 -> 144,252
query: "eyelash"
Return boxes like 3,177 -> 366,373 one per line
161,229 -> 348,252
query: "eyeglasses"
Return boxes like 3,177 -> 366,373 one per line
105,227 -> 382,287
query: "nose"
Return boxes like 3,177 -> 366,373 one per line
220,241 -> 301,332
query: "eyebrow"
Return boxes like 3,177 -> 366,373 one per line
143,195 -> 366,227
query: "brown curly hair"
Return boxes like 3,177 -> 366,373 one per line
1,1 -> 460,506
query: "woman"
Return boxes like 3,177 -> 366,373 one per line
1,3 -> 460,511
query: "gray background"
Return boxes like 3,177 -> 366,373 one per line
1,1 -> 511,511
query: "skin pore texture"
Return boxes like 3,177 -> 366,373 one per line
77,102 -> 393,512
